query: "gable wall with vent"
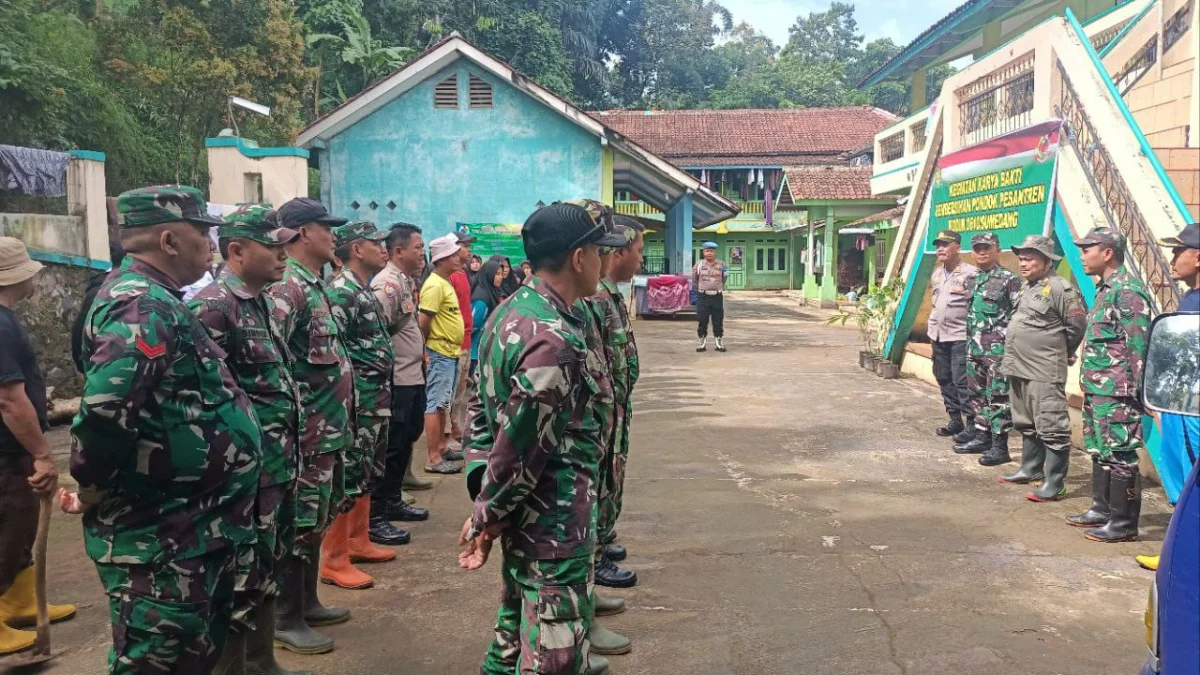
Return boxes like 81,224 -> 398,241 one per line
324,60 -> 603,239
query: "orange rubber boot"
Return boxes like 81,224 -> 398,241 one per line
348,497 -> 397,564
319,509 -> 374,589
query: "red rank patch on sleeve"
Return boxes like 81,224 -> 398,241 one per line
136,336 -> 167,359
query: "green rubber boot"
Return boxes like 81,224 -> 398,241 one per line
213,630 -> 246,675
999,436 -> 1045,484
1027,448 -> 1070,502
591,623 -> 632,655
587,653 -> 611,675
595,594 -> 626,617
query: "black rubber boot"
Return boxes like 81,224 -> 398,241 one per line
248,597 -> 313,675
213,630 -> 246,675
979,432 -> 1011,466
595,556 -> 638,589
1085,469 -> 1141,542
999,436 -> 1045,484
1027,448 -> 1070,502
1066,459 -> 1110,528
936,415 -> 965,437
273,557 -> 334,655
602,544 -> 627,562
302,556 -> 350,627
954,428 -> 990,454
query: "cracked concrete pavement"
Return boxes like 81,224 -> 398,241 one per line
10,291 -> 1164,674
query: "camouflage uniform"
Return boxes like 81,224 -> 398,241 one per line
1080,263 -> 1151,468
189,205 -> 303,628
269,256 -> 355,558
466,277 -> 609,675
964,258 -> 1022,435
71,186 -> 260,675
328,221 -> 393,497
592,274 -> 639,545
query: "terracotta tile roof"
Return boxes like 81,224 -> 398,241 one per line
844,204 -> 906,228
591,107 -> 899,166
784,166 -> 876,201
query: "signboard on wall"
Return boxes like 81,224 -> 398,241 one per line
458,223 -> 525,263
927,119 -> 1061,251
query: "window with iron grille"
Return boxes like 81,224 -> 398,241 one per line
1163,1 -> 1193,54
434,74 -> 458,109
468,74 -> 494,109
1114,37 -> 1158,95
875,233 -> 889,272
957,54 -> 1035,146
879,132 -> 905,162
1089,22 -> 1125,53
910,122 -> 927,153
754,246 -> 787,273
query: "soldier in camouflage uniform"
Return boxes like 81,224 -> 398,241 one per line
320,221 -> 400,591
70,186 -> 261,675
998,235 -> 1087,502
187,204 -> 308,675
460,201 -> 626,675
267,198 -> 354,655
1067,228 -> 1152,543
954,233 -> 1022,465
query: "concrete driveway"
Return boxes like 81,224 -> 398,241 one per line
13,291 -> 1165,675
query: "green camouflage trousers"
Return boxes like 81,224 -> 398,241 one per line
480,551 -> 594,675
293,451 -> 344,560
231,481 -> 297,629
1082,394 -> 1144,468
966,354 -> 1012,435
597,410 -> 631,545
346,415 -> 388,498
95,550 -> 237,675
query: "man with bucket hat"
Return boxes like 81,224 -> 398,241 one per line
460,200 -> 626,675
1067,227 -> 1152,542
69,185 -> 262,674
955,232 -> 1022,464
187,204 -> 307,675
0,237 -> 77,656
419,233 -> 467,474
997,234 -> 1086,502
320,221 -> 403,592
267,197 -> 355,654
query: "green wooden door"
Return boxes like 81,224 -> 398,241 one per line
724,240 -> 746,290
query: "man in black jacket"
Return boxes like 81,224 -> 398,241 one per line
71,242 -> 125,373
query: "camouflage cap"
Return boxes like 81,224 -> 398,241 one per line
1011,234 -> 1062,261
970,232 -> 999,248
117,185 -> 224,229
1074,226 -> 1126,251
219,204 -> 298,245
333,220 -> 388,248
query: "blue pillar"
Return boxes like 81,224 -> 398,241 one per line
666,194 -> 694,275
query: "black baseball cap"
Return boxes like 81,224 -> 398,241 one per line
453,230 -> 478,245
278,198 -> 348,230
1158,223 -> 1199,249
522,202 -> 627,261
933,229 -> 961,244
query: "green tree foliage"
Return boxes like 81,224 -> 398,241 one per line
2,0 -> 946,198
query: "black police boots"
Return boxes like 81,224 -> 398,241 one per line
936,414 -> 965,438
979,432 -> 1011,466
595,556 -> 637,588
954,428 -> 990,454
384,497 -> 429,522
1066,459 -> 1110,528
1084,468 -> 1142,542
602,544 -> 627,563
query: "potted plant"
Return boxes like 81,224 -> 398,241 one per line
827,279 -> 906,375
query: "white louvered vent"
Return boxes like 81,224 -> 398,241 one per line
434,74 -> 458,109
468,75 -> 493,109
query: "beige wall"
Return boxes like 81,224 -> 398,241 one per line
207,146 -> 308,208
1124,23 -> 1195,147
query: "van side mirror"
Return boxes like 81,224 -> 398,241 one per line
1143,313 -> 1200,416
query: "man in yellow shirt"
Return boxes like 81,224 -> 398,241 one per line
419,234 -> 466,474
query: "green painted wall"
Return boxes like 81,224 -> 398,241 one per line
644,231 -> 797,290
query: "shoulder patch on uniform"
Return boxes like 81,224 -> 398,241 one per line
1041,285 -> 1052,297
136,336 -> 167,359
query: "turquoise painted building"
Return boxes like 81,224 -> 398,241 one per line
298,34 -> 737,265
